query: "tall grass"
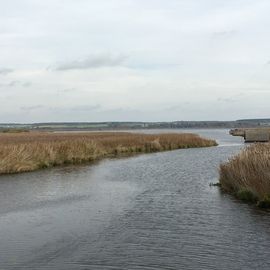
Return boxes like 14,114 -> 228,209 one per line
0,132 -> 217,174
220,143 -> 270,206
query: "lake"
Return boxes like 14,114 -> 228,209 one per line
1,129 -> 270,270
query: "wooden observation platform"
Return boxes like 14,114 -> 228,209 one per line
230,128 -> 270,143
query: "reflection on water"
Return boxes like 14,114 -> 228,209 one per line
0,129 -> 270,270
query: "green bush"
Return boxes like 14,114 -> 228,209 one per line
236,189 -> 258,203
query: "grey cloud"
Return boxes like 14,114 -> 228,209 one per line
60,88 -> 76,93
70,105 -> 101,112
165,103 -> 191,111
217,97 -> 238,103
20,105 -> 44,111
211,30 -> 237,38
0,68 -> 13,75
22,82 -> 32,87
8,80 -> 20,87
55,53 -> 128,71
42,105 -> 101,113
1,80 -> 32,87
20,104 -> 100,114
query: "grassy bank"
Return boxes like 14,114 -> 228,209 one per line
0,132 -> 217,175
219,143 -> 270,208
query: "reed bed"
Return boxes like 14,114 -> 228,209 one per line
220,143 -> 270,207
0,132 -> 217,174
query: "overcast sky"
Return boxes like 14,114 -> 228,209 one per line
1,0 -> 270,123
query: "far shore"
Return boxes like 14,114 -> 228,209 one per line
0,131 -> 217,175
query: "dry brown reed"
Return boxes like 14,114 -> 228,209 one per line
0,132 -> 217,174
220,143 -> 270,204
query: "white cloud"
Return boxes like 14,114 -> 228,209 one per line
1,0 -> 270,122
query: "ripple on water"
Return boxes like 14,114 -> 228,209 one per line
0,130 -> 270,270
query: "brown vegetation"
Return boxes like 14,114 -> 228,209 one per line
1,128 -> 29,133
220,143 -> 270,207
0,132 -> 217,174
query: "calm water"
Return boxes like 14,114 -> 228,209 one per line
0,129 -> 270,270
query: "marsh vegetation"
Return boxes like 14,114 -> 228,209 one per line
0,132 -> 217,174
219,143 -> 270,207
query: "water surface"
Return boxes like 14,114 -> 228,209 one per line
1,129 -> 270,270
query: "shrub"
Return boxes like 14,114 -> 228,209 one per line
236,189 -> 258,203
